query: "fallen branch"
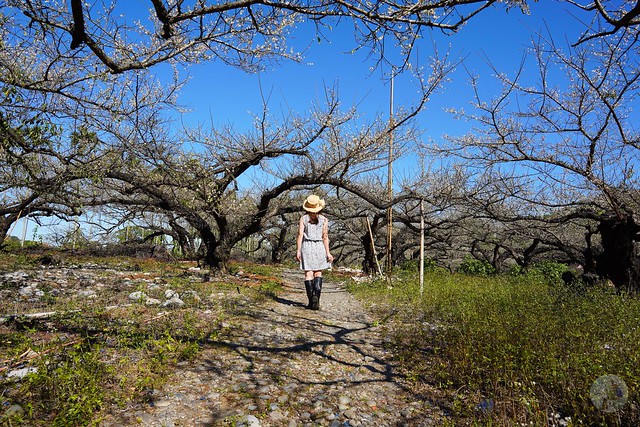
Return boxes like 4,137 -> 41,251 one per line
0,304 -> 131,325
0,339 -> 82,374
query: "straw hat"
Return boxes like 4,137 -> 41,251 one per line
302,194 -> 325,213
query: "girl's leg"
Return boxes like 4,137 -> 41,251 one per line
311,270 -> 323,310
304,270 -> 314,308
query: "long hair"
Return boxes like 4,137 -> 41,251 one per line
307,212 -> 320,225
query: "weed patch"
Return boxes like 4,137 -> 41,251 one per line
349,270 -> 640,426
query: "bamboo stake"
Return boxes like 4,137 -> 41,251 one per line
419,199 -> 425,294
366,217 -> 383,276
6,210 -> 23,239
21,216 -> 28,247
386,72 -> 394,276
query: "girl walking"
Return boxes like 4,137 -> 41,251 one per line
296,194 -> 334,310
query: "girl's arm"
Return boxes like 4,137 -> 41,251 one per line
322,216 -> 334,263
296,216 -> 305,261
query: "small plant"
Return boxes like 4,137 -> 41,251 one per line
525,260 -> 569,285
456,257 -> 496,276
21,343 -> 107,426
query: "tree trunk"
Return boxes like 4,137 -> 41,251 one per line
0,217 -> 11,247
596,214 -> 640,292
271,223 -> 288,264
198,226 -> 231,275
168,218 -> 198,259
360,232 -> 377,275
582,228 -> 598,275
203,241 -> 231,275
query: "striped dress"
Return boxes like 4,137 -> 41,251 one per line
300,214 -> 331,271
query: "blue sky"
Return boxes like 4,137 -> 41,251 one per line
138,0 -> 587,194
171,1 -> 585,150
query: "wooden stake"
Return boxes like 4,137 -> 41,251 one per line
386,72 -> 394,276
366,217 -> 383,276
420,199 -> 425,294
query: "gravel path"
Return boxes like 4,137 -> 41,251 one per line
103,269 -> 445,426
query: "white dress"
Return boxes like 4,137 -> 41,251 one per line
300,215 -> 331,271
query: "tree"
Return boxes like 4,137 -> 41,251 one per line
2,0 -> 525,265
84,85 -> 427,273
437,29 -> 640,290
5,0 -> 529,74
572,0 -> 640,44
0,113 -> 98,246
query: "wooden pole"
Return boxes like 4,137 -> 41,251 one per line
386,72 -> 394,276
7,210 -> 23,239
21,216 -> 28,247
419,199 -> 425,294
366,217 -> 383,276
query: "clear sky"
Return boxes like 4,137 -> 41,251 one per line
169,1 -> 585,152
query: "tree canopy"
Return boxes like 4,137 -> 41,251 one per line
3,1 -> 640,291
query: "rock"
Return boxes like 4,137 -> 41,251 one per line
401,408 -> 413,417
154,400 -> 172,408
338,396 -> 352,405
245,414 -> 261,426
4,271 -> 29,281
77,290 -> 97,298
269,410 -> 286,422
311,410 -> 327,421
182,290 -> 201,302
4,404 -> 25,418
128,291 -> 147,302
164,289 -> 179,299
18,285 -> 35,296
344,409 -> 358,420
145,298 -> 162,305
6,366 -> 38,380
160,297 -> 184,309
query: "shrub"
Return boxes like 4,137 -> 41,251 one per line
525,260 -> 569,285
457,257 -> 496,276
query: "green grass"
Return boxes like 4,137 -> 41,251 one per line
348,268 -> 640,426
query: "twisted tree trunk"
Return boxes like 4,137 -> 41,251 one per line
596,214 -> 640,293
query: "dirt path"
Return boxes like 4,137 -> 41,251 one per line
103,269 -> 445,426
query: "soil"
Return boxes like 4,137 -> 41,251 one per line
100,268 -> 447,426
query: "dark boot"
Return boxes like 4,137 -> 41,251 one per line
311,277 -> 323,310
304,280 -> 314,308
